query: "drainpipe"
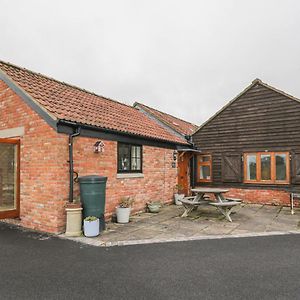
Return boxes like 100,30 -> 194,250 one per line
68,127 -> 81,203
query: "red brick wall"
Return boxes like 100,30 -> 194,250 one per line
224,187 -> 290,206
72,137 -> 177,218
0,82 -> 178,233
0,81 -> 69,233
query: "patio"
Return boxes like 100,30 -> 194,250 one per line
61,203 -> 300,247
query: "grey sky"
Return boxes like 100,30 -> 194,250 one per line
1,0 -> 300,125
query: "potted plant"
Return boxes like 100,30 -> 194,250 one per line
116,196 -> 134,223
147,201 -> 162,213
174,184 -> 185,205
83,216 -> 100,237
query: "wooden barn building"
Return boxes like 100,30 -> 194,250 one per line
192,79 -> 300,206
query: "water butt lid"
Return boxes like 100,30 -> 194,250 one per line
78,175 -> 108,183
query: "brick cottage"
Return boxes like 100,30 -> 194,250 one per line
134,102 -> 199,195
0,60 -> 192,233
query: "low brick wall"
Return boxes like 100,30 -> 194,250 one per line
225,187 -> 291,206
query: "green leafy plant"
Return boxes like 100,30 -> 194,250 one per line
84,216 -> 98,222
119,196 -> 135,208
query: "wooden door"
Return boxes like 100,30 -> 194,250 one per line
178,153 -> 191,196
0,138 -> 20,219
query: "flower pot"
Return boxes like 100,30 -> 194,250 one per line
147,202 -> 161,213
83,218 -> 100,237
174,193 -> 185,205
65,203 -> 83,237
116,207 -> 131,223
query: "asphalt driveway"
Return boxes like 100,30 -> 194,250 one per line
1,222 -> 300,300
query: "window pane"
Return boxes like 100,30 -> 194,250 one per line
131,158 -> 141,170
199,155 -> 210,162
200,165 -> 211,180
131,146 -> 141,171
261,154 -> 271,180
246,155 -> 256,180
131,146 -> 141,159
0,143 -> 17,211
276,154 -> 287,181
118,144 -> 130,171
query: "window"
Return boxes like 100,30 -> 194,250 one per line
246,154 -> 257,180
118,143 -> 142,173
197,154 -> 212,182
244,152 -> 290,184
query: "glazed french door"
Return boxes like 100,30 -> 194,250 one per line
0,139 -> 20,218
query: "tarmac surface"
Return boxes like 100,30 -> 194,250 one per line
1,221 -> 300,299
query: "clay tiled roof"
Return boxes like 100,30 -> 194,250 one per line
134,102 -> 198,136
0,61 -> 188,145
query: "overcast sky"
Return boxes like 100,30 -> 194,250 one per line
1,0 -> 300,125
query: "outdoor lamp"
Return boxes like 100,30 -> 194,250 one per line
94,141 -> 105,153
173,150 -> 178,161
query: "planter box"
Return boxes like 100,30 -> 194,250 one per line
116,207 -> 131,223
174,194 -> 184,205
84,218 -> 100,237
147,202 -> 161,213
65,204 -> 83,237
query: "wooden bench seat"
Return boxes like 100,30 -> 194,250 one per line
208,201 -> 240,222
209,201 -> 240,207
180,196 -> 196,202
180,198 -> 209,217
180,193 -> 241,221
180,198 -> 208,206
226,197 -> 242,202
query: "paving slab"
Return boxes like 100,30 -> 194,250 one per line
57,204 -> 300,247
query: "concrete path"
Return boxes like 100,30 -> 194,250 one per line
61,204 -> 300,247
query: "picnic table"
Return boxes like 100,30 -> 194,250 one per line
179,187 -> 241,222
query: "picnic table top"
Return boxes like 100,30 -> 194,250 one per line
191,188 -> 229,194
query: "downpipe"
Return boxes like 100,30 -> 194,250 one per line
68,127 -> 81,203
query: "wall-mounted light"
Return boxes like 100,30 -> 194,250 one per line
173,150 -> 178,161
94,141 -> 105,153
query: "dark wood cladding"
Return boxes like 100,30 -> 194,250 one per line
192,82 -> 300,191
